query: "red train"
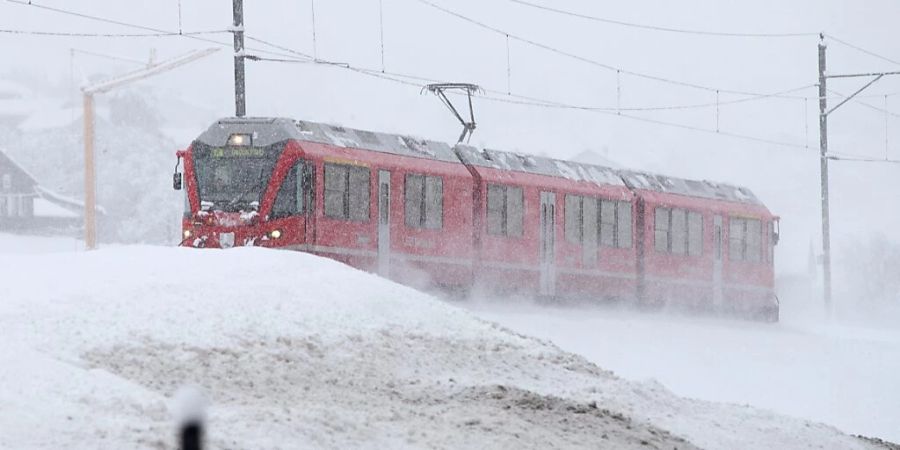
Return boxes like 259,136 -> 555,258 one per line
174,117 -> 780,320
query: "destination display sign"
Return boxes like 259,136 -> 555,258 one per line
210,147 -> 266,158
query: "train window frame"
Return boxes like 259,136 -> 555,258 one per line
564,194 -> 583,244
654,207 -> 670,252
405,173 -> 443,230
655,207 -> 702,256
600,200 -> 617,247
671,208 -> 688,255
271,161 -> 314,219
487,183 -> 524,237
728,217 -> 763,263
687,211 -> 703,256
616,201 -> 632,249
324,163 -> 370,222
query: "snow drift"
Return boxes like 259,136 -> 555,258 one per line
0,244 -> 892,449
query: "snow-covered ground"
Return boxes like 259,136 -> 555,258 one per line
0,233 -> 895,449
465,301 -> 900,444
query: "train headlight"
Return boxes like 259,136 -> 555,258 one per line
227,133 -> 252,147
269,229 -> 282,239
183,229 -> 193,239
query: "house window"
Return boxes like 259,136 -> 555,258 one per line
1,174 -> 10,191
405,174 -> 443,229
324,163 -> 370,221
487,184 -> 523,237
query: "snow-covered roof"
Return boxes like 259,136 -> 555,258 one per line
619,170 -> 762,205
33,197 -> 78,218
0,149 -> 38,188
196,117 -> 763,205
453,145 -> 625,187
196,117 -> 460,163
35,185 -> 106,215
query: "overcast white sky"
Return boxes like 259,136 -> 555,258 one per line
2,0 -> 899,277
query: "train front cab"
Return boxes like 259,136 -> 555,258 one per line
635,189 -> 778,320
176,137 -> 312,250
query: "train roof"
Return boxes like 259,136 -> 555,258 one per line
618,170 -> 762,205
197,117 -> 763,206
197,117 -> 460,164
453,145 -> 625,187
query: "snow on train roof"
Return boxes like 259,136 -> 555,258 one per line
619,170 -> 762,205
198,118 -> 762,205
197,117 -> 459,163
453,145 -> 625,187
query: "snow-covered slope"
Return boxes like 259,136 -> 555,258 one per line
0,242 -> 891,449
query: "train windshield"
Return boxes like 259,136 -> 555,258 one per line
192,143 -> 283,212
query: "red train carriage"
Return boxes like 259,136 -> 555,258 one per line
620,172 -> 778,319
175,117 -> 779,320
453,146 -> 637,301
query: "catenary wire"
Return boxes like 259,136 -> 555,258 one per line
0,28 -> 228,37
507,0 -> 818,38
412,0 -> 810,99
4,0 -> 305,61
825,34 -> 900,67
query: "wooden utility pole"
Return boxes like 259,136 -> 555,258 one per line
82,93 -> 97,249
81,48 -> 219,250
232,0 -> 246,117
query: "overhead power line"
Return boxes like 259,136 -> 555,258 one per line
413,0 -> 809,99
507,0 -> 818,38
4,0 -> 303,61
0,28 -> 228,38
242,35 -> 812,151
825,34 -> 900,67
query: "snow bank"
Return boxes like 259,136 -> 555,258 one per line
0,244 -> 891,449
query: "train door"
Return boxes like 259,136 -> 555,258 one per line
302,161 -> 316,245
377,170 -> 391,277
539,192 -> 557,296
713,215 -> 724,307
582,198 -> 598,266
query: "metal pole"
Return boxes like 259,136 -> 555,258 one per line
232,0 -> 246,117
83,92 -> 97,250
817,36 -> 833,317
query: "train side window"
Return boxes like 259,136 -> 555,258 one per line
729,218 -> 745,261
405,173 -> 443,229
487,184 -> 523,237
324,163 -> 370,221
424,175 -> 443,229
487,184 -> 504,235
507,186 -> 524,237
671,209 -> 688,255
405,174 -> 424,228
324,164 -> 347,219
348,166 -> 370,221
746,219 -> 762,262
687,211 -> 703,256
600,200 -> 616,247
654,207 -> 670,252
272,164 -> 299,218
565,194 -> 583,244
616,201 -> 632,248
272,162 -> 313,218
